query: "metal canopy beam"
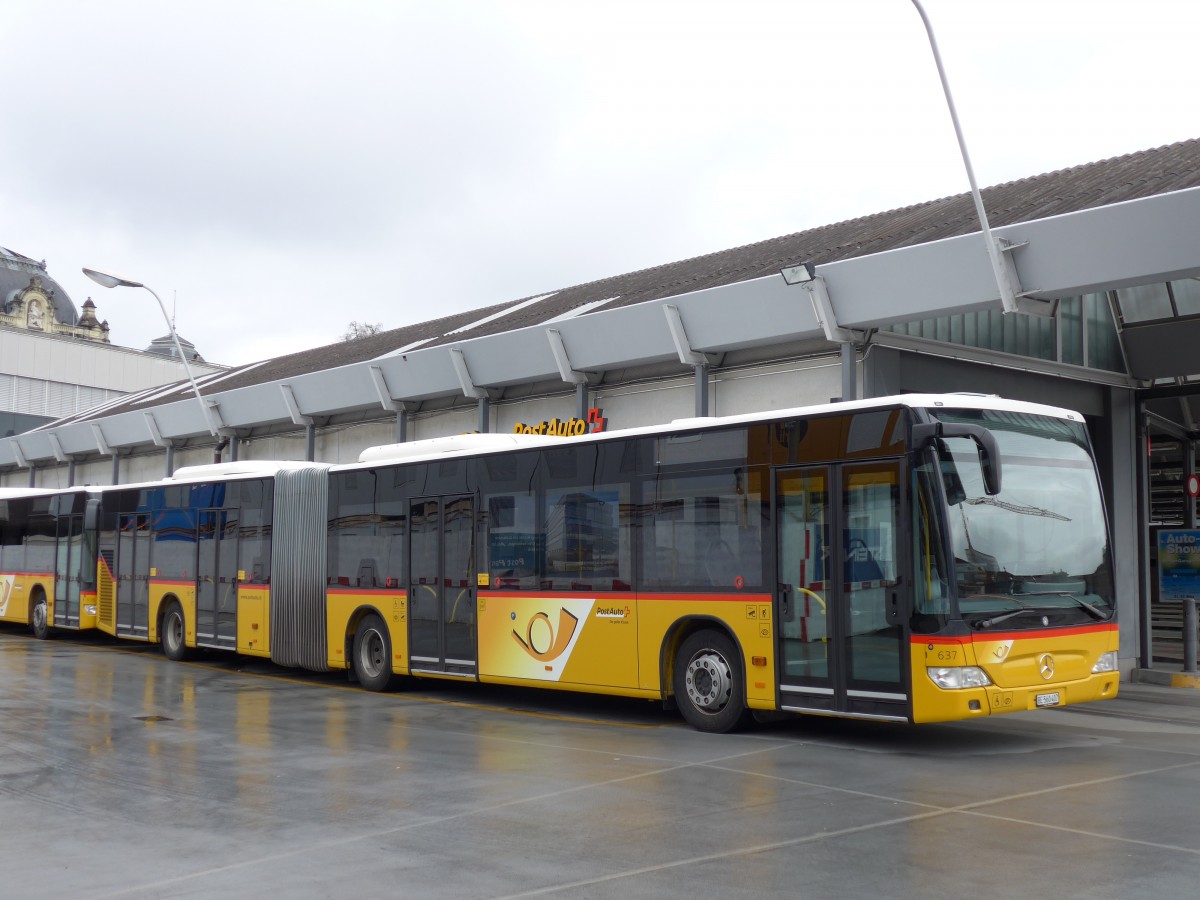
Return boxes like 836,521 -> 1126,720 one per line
449,348 -> 489,400
663,304 -> 719,366
546,328 -> 589,384
280,384 -> 313,427
91,423 -> 112,457
207,401 -> 226,430
368,365 -> 398,411
46,433 -> 67,464
144,412 -> 168,448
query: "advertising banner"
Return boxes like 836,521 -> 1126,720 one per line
1157,529 -> 1200,602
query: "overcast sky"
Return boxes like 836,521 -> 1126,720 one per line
3,0 -> 1197,367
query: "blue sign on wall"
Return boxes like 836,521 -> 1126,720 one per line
1158,529 -> 1200,601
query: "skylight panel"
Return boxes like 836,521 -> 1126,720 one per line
444,293 -> 557,336
373,337 -> 435,360
542,297 -> 619,324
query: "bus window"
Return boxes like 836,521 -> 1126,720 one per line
239,480 -> 271,584
328,471 -> 386,588
639,470 -> 764,592
0,499 -> 24,573
543,487 -> 630,591
655,428 -> 747,468
486,492 -> 539,590
912,458 -> 952,632
26,513 -> 56,574
482,450 -> 542,591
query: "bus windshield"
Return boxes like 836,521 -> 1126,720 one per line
930,408 -> 1114,627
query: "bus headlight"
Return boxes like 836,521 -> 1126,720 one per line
1091,651 -> 1118,674
927,666 -> 992,689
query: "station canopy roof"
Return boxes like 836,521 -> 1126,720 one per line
7,138 -> 1200,467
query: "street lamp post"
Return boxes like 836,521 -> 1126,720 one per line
82,267 -> 220,439
909,0 -> 1025,316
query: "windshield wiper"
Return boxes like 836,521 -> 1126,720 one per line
975,607 -> 1039,629
975,593 -> 1110,629
1014,590 -> 1110,620
962,496 -> 1071,521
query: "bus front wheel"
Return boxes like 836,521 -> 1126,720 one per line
161,602 -> 189,661
353,614 -> 395,692
31,592 -> 50,640
674,629 -> 747,733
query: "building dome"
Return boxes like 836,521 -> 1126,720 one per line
1,246 -> 80,324
144,333 -> 207,363
1,246 -> 107,343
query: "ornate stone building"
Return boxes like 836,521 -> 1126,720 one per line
1,246 -> 221,436
1,248 -> 110,342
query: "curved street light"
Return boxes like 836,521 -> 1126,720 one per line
82,267 -> 220,438
909,0 -> 1021,316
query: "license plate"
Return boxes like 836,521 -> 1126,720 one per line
1035,692 -> 1061,708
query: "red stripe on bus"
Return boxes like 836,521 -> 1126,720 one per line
484,591 -> 771,602
326,587 -> 405,596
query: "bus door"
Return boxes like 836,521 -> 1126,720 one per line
408,495 -> 476,675
196,509 -> 239,649
53,514 -> 83,627
116,513 -> 152,638
775,461 -> 908,720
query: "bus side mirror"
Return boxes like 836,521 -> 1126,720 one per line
912,422 -> 1002,496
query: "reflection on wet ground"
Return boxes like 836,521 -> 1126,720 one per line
2,625 -> 1198,899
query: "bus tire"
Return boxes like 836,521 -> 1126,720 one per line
674,629 -> 747,733
161,602 -> 189,662
31,592 -> 50,640
353,614 -> 395,692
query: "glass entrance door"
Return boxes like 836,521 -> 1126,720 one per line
116,513 -> 151,638
196,509 -> 239,649
408,495 -> 476,674
776,461 -> 908,719
53,514 -> 83,627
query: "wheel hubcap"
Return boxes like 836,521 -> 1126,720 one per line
360,630 -> 385,678
684,649 -> 732,712
33,602 -> 46,630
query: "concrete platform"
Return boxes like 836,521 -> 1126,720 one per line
1134,666 -> 1200,689
3,627 -> 1199,899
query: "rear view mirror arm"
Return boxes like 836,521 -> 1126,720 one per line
912,421 -> 1002,495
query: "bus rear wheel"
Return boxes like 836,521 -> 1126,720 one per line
31,592 -> 50,640
353,614 -> 395,692
161,602 -> 189,661
674,629 -> 747,733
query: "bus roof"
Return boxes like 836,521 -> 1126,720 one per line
336,393 -> 1085,472
0,487 -> 57,499
168,460 -> 330,483
75,460 -> 332,496
356,432 -> 564,466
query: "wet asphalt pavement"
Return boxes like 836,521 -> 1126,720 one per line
2,627 -> 1199,899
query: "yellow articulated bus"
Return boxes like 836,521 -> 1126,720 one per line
4,394 -> 1119,732
0,487 -> 100,639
